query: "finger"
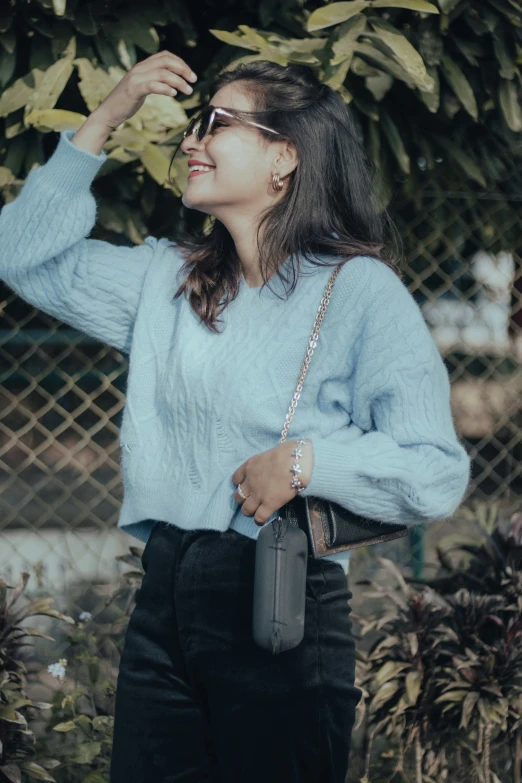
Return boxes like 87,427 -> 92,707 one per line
233,486 -> 251,504
156,68 -> 194,95
148,51 -> 197,83
145,80 -> 180,98
254,506 -> 271,525
239,497 -> 259,517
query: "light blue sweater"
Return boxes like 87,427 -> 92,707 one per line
0,129 -> 472,574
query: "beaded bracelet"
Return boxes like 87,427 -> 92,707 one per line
290,437 -> 309,493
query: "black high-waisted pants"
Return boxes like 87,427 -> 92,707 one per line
109,520 -> 362,783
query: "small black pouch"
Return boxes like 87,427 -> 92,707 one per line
252,516 -> 308,654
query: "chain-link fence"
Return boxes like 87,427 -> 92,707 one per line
1,160 -> 521,596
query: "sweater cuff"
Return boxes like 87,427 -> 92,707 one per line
41,129 -> 108,191
299,437 -> 361,505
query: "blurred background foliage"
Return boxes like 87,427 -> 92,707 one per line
0,0 -> 521,242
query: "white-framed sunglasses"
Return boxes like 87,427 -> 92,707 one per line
182,105 -> 281,141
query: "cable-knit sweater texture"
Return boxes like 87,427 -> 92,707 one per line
0,129 -> 472,574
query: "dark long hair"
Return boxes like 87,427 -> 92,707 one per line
167,60 -> 402,333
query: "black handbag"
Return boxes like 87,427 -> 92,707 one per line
252,262 -> 408,654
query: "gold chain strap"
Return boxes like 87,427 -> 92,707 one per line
279,263 -> 343,445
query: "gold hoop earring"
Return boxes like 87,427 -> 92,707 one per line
271,172 -> 284,192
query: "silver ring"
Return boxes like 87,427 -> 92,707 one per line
237,483 -> 250,500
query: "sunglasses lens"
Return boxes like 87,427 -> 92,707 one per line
184,108 -> 212,141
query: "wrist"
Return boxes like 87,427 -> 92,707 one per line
70,112 -> 113,156
292,438 -> 313,490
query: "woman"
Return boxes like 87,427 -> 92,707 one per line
0,51 -> 471,782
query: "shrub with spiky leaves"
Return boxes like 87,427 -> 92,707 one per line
0,571 -> 74,783
355,505 -> 522,783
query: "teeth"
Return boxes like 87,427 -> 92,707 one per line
189,165 -> 214,172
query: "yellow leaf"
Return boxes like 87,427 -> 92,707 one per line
308,1 -> 367,32
74,58 -> 122,113
28,38 -> 76,112
209,29 -> 263,52
25,109 -> 87,132
140,142 -> 172,187
0,69 -> 43,118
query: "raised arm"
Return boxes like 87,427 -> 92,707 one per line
0,128 -> 163,354
300,260 -> 472,526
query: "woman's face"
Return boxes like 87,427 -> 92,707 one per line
180,83 -> 296,218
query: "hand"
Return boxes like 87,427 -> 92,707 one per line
93,50 -> 197,131
231,440 -> 314,526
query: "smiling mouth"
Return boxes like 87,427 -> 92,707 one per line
188,168 -> 216,179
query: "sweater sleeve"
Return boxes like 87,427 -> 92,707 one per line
0,129 -> 160,354
300,261 -> 472,527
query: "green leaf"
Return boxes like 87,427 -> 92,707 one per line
440,54 -> 478,120
237,25 -> 271,50
331,14 -> 367,66
125,13 -> 160,54
460,690 -> 479,730
375,660 -> 410,686
53,719 -> 78,732
0,49 -> 15,88
6,697 -> 32,710
366,71 -> 394,100
434,136 -> 487,186
499,78 -> 522,131
0,705 -> 18,721
82,772 -> 109,783
0,29 -> 16,54
368,18 -> 435,91
434,689 -> 470,704
370,679 -> 400,712
370,0 -> 439,9
381,111 -> 410,174
492,27 -> 517,79
351,56 -> 382,77
487,0 -> 522,26
418,65 -> 439,112
116,39 -> 136,71
307,0 -> 438,32
367,116 -> 381,170
92,715 -> 114,732
405,671 -> 422,706
21,761 -> 57,782
70,742 -> 102,765
438,0 -> 460,11
354,40 -> 416,87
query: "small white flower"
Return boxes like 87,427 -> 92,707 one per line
79,611 -> 92,621
47,658 -> 67,680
